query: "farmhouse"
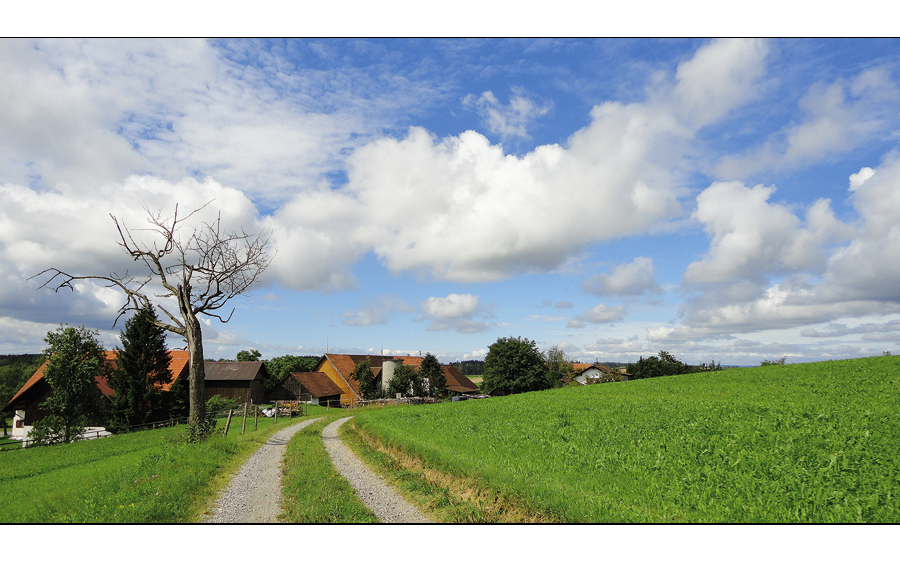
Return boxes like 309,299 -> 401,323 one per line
573,363 -> 630,384
2,350 -> 190,440
268,371 -> 343,406
203,361 -> 267,404
314,353 -> 479,407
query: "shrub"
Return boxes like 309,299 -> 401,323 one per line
28,415 -> 80,446
206,395 -> 239,413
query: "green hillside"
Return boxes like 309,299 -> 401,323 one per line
353,356 -> 900,522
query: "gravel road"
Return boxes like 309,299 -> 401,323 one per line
203,417 -> 323,523
323,416 -> 433,523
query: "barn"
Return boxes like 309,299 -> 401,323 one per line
203,361 -> 268,404
268,371 -> 343,407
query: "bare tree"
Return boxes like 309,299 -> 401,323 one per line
34,203 -> 273,437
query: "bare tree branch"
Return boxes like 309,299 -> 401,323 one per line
31,202 -> 274,435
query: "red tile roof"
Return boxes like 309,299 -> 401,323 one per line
4,350 -> 190,411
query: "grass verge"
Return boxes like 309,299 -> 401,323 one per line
341,418 -> 557,523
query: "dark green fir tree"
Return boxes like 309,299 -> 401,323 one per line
108,306 -> 172,431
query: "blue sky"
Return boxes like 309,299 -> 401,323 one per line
3,37 -> 900,366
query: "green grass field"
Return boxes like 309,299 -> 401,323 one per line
0,409 -> 326,523
352,356 -> 900,523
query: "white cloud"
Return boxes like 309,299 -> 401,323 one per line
715,65 -> 900,178
342,296 -> 413,326
582,257 -> 660,296
665,158 -> 900,339
419,293 -> 491,333
0,39 -> 432,206
0,38 -> 780,298
801,320 -> 900,339
0,316 -> 122,354
567,304 -> 627,328
684,181 -> 847,285
670,38 -> 769,129
463,88 -> 552,141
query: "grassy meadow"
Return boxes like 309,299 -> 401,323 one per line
352,356 -> 900,523
0,407 -> 333,523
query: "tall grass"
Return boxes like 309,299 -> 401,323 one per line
0,413 -> 309,523
352,356 -> 900,523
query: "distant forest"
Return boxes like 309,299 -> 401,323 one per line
0,354 -> 42,367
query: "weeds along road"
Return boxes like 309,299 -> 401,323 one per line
323,416 -> 433,523
203,417 -> 323,523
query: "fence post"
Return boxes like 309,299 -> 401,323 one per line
241,403 -> 248,435
274,401 -> 278,424
254,404 -> 258,431
223,408 -> 233,436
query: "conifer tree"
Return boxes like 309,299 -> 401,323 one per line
108,306 -> 172,431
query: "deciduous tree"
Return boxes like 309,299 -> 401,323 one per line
34,325 -> 108,444
237,349 -> 262,362
387,363 -> 419,398
419,353 -> 446,398
481,336 -> 548,396
545,345 -> 574,388
35,204 -> 273,439
264,355 -> 319,392
351,358 -> 379,400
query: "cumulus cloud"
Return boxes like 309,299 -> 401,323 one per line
462,88 -> 552,141
684,182 -> 849,285
233,39 -> 768,288
567,304 -> 626,328
582,257 -> 661,296
0,38 -> 778,303
661,157 -> 900,339
670,38 -> 769,128
342,295 -> 413,326
419,293 -> 492,333
715,65 -> 900,178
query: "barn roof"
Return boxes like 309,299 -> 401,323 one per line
289,372 -> 343,398
443,364 -> 479,393
3,350 -> 190,411
204,361 -> 267,381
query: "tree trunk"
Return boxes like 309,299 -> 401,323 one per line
185,312 -> 206,432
